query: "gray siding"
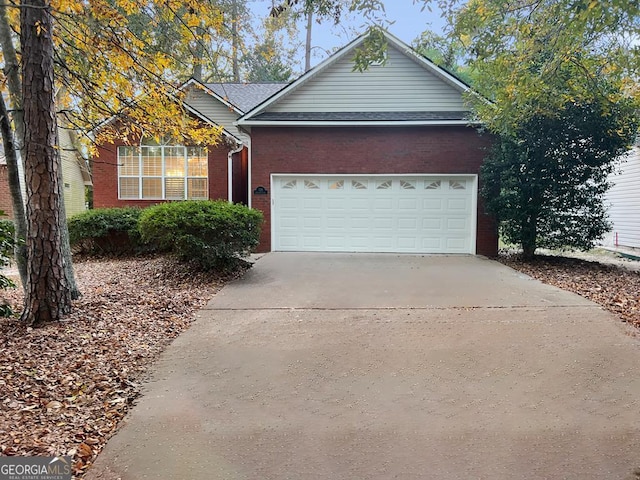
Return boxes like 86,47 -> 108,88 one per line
184,87 -> 242,137
269,44 -> 467,113
603,147 -> 640,249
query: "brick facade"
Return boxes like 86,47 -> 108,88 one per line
93,137 -> 232,209
0,166 -> 13,219
250,126 -> 498,256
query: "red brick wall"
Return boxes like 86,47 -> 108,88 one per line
0,166 -> 13,219
93,137 -> 231,209
250,126 -> 498,256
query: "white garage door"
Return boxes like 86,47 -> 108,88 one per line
272,175 -> 476,254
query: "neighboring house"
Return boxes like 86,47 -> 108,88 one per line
59,127 -> 93,217
602,144 -> 640,250
93,31 -> 498,256
0,160 -> 12,218
0,126 -> 91,219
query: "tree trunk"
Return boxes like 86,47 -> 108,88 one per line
192,23 -> 204,81
231,0 -> 240,81
20,0 -> 72,325
305,10 -> 313,72
0,3 -> 28,289
521,217 -> 537,260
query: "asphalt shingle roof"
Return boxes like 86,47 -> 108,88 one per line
249,111 -> 470,122
205,83 -> 288,113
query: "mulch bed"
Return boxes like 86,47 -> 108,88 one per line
499,254 -> 640,328
0,255 -> 243,478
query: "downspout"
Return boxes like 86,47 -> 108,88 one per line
228,140 -> 243,203
246,137 -> 252,208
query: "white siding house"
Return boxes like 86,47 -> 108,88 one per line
602,145 -> 640,250
59,127 -> 92,217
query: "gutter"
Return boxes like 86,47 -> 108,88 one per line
236,120 -> 475,127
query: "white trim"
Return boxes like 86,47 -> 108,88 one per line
269,174 -> 274,244
238,120 -> 473,127
270,173 -> 478,254
228,154 -> 233,202
247,138 -> 252,208
470,174 -> 478,255
117,144 -> 209,201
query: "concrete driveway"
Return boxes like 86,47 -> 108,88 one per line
87,253 -> 640,480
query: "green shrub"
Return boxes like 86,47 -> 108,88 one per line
138,200 -> 263,270
68,207 -> 147,254
0,215 -> 15,317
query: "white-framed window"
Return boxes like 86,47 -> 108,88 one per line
118,139 -> 208,200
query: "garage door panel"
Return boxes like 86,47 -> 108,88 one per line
302,236 -> 322,248
350,198 -> 370,211
326,236 -> 346,248
278,218 -> 299,231
446,198 -> 468,211
303,216 -> 322,229
398,198 -> 418,210
372,237 -> 394,249
351,236 -> 373,248
373,217 -> 394,229
398,237 -> 418,249
327,198 -> 347,210
326,216 -> 346,229
422,218 -> 443,230
398,218 -> 418,229
422,237 -> 444,249
303,198 -> 323,209
279,198 -> 299,210
374,198 -> 394,210
279,235 -> 298,248
273,175 -> 475,253
423,198 -> 444,211
446,237 -> 468,251
447,218 -> 468,231
351,216 -> 371,229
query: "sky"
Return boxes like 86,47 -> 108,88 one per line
248,1 -> 448,68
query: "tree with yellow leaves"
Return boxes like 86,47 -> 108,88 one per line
2,0 -> 226,325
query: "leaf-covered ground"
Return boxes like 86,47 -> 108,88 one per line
0,253 -> 638,479
0,255 -> 242,478
500,253 -> 640,328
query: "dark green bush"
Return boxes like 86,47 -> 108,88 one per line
138,200 -> 263,270
68,207 -> 147,254
0,215 -> 15,317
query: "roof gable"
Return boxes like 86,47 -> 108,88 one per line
238,31 -> 472,126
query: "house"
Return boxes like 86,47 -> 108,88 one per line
59,127 -> 93,217
0,126 -> 91,219
601,144 -> 640,250
93,31 -> 498,256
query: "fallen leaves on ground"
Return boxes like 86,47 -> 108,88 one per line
500,253 -> 640,328
0,255 -> 243,478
